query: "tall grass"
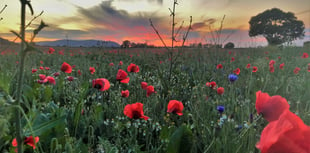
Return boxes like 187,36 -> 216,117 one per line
0,45 -> 309,152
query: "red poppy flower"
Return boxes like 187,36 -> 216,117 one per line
67,76 -> 74,81
233,68 -> 240,75
46,76 -> 56,85
39,66 -> 44,70
279,63 -> 285,69
308,63 -> 310,72
302,52 -> 309,58
294,67 -> 300,74
45,67 -> 50,70
124,102 -> 149,120
60,62 -> 72,73
92,78 -> 110,91
217,87 -> 224,95
231,57 -> 235,62
48,47 -> 55,54
252,66 -> 258,72
39,74 -> 46,80
269,60 -> 275,66
256,110 -> 310,153
53,72 -> 59,77
255,91 -> 290,122
40,61 -> 43,64
109,63 -> 114,66
206,81 -> 217,89
167,100 -> 184,116
127,63 -> 140,73
216,64 -> 223,69
78,70 -> 82,75
116,69 -> 130,83
141,82 -> 148,90
269,65 -> 274,73
58,50 -> 64,55
119,61 -> 123,66
32,69 -> 37,73
89,67 -> 95,74
246,64 -> 251,69
121,90 -> 129,98
12,136 -> 39,150
146,85 -> 156,97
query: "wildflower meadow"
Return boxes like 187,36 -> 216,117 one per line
0,45 -> 310,153
1,0 -> 310,153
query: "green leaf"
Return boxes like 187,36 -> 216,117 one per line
24,115 -> 66,136
167,125 -> 193,153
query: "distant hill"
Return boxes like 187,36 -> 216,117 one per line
0,37 -> 17,46
36,39 -> 120,48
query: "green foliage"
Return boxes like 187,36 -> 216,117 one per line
0,46 -> 309,152
167,125 -> 193,153
249,8 -> 305,45
224,42 -> 235,49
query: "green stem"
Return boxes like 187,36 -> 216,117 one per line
16,0 -> 26,152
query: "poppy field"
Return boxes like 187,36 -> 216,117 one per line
0,46 -> 310,153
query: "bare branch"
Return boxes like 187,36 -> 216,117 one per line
0,4 -> 7,14
174,20 -> 184,42
182,16 -> 192,47
149,19 -> 170,51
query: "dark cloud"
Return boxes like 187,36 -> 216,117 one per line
73,1 -> 167,42
192,18 -> 217,30
117,0 -> 163,5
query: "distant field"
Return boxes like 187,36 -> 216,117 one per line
0,46 -> 309,152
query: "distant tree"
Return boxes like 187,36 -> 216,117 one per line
121,40 -> 130,48
249,8 -> 305,45
304,41 -> 310,47
130,42 -> 136,48
197,42 -> 202,48
224,42 -> 234,49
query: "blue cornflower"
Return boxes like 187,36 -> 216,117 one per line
217,105 -> 225,113
228,74 -> 238,83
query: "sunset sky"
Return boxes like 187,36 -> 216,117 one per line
0,0 -> 309,47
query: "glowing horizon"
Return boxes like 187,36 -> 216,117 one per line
0,0 -> 309,47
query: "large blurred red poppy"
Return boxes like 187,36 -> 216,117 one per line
255,91 -> 290,122
256,110 -> 310,153
124,102 -> 149,120
60,62 -> 72,73
167,100 -> 184,116
127,63 -> 140,73
92,78 -> 110,91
